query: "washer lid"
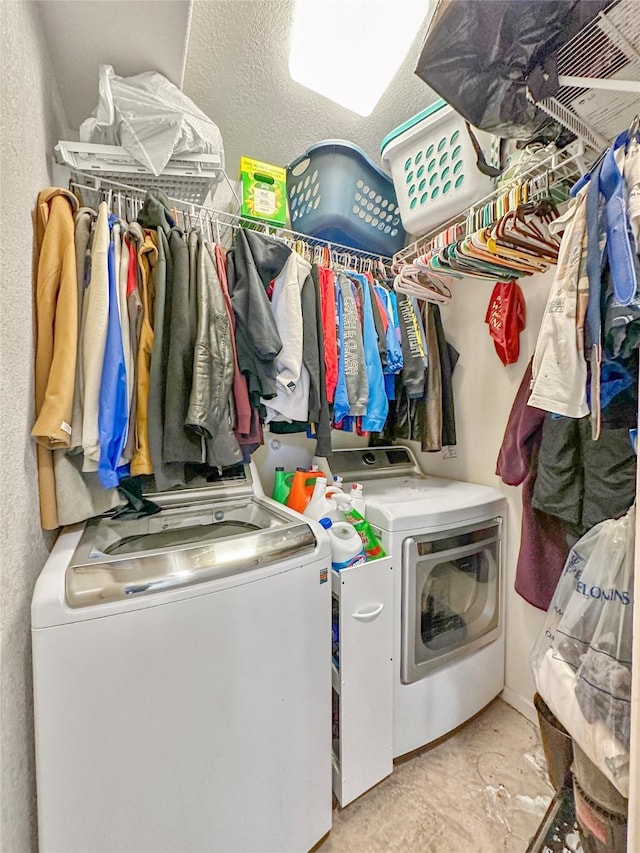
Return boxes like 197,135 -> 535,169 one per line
356,475 -> 505,532
65,497 -> 316,608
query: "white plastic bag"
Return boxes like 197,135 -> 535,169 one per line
80,65 -> 224,176
531,507 -> 635,796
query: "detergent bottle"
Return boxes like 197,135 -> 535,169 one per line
332,475 -> 344,490
318,518 -> 366,571
286,468 -> 321,513
303,477 -> 344,521
272,467 -> 293,504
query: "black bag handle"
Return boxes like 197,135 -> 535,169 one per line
465,122 -> 503,179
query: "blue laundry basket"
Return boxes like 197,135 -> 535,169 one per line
286,140 -> 406,256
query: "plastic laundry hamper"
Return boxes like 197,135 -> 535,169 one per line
286,140 -> 406,256
381,100 -> 494,236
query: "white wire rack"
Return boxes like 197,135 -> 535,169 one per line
535,0 -> 640,157
68,176 -> 393,266
56,141 -> 236,207
393,139 -> 587,266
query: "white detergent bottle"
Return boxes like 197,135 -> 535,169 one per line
319,518 -> 366,571
332,475 -> 344,491
349,482 -> 366,515
304,477 -> 344,522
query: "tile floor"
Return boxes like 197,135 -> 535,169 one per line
321,698 -> 554,853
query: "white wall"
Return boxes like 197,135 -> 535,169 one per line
409,271 -> 555,721
0,4 -> 67,850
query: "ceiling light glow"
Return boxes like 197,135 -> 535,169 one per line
288,0 -> 429,117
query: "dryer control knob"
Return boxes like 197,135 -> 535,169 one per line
363,452 -> 376,466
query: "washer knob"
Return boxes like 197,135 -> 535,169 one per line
363,452 -> 376,466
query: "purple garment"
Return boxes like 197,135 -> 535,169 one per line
496,361 -> 569,610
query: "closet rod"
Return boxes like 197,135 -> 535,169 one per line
393,138 -> 587,267
68,176 -> 393,266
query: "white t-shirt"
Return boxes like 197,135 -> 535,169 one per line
528,187 -> 589,418
262,252 -> 311,423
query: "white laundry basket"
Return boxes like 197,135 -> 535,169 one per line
381,100 -> 494,236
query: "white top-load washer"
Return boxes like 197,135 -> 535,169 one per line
32,465 -> 332,853
331,446 -> 507,758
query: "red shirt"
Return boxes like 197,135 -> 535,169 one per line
485,281 -> 526,366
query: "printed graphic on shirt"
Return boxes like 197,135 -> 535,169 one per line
342,296 -> 360,376
399,297 -> 424,359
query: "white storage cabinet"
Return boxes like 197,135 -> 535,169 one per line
331,555 -> 394,806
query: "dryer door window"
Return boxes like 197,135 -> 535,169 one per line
401,519 -> 502,684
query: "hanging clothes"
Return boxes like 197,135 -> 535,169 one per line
69,206 -> 95,451
80,201 -> 110,473
318,266 -> 339,403
32,188 -> 79,452
532,415 -> 637,538
97,216 -> 129,488
267,262 -> 332,454
117,221 -> 133,459
227,229 -> 289,404
130,228 -> 157,477
528,188 -> 590,419
432,304 -> 458,449
336,271 -> 368,416
496,361 -> 570,611
32,185 -> 411,525
123,225 -> 143,463
376,286 -> 403,400
485,281 -> 526,366
422,304 -> 443,452
310,263 -> 333,458
163,226 -> 201,468
349,272 -> 388,432
333,283 -> 351,425
186,235 -> 242,469
215,241 -> 257,444
263,252 -> 311,423
396,293 -> 426,398
32,188 -> 79,529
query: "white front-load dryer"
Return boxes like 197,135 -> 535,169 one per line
331,447 -> 507,758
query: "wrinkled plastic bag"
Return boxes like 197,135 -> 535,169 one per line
414,0 -> 609,139
532,507 -> 635,796
80,65 -> 224,176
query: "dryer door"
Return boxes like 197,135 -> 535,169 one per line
401,518 -> 502,684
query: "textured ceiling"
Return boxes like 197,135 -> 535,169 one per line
36,0 -> 192,134
182,0 -> 437,175
36,0 -> 436,175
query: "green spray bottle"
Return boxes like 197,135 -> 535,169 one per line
335,496 -> 386,560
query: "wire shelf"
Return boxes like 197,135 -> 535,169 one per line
56,141 -> 229,206
68,176 -> 393,265
538,0 -> 640,156
393,139 -> 586,266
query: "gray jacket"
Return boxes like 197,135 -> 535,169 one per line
163,228 -> 201,466
337,272 -> 368,415
227,230 -> 289,403
186,236 -> 242,469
